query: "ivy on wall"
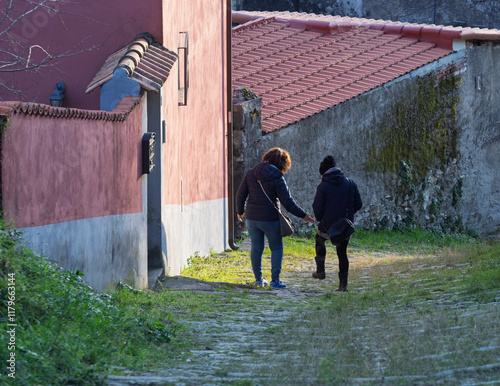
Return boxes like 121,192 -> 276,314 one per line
366,72 -> 460,185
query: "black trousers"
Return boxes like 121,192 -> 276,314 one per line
315,233 -> 349,274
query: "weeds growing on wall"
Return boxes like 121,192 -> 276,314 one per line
365,71 -> 463,230
0,118 -> 8,132
367,72 -> 460,184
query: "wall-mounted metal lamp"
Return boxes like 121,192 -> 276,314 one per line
50,82 -> 66,107
178,32 -> 189,106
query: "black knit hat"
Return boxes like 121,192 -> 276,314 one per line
319,155 -> 335,175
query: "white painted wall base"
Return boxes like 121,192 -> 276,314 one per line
19,212 -> 148,291
163,198 -> 228,276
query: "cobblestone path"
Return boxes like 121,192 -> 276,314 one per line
106,239 -> 500,385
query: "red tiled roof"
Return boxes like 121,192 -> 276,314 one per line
0,96 -> 140,121
233,11 -> 500,49
232,12 -> 500,134
86,33 -> 177,94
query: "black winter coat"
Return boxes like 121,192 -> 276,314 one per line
312,168 -> 363,233
236,161 -> 307,221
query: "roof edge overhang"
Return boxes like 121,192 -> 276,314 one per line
86,32 -> 178,94
232,11 -> 500,51
0,97 -> 140,121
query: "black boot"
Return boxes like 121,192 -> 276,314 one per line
335,272 -> 348,292
312,257 -> 326,279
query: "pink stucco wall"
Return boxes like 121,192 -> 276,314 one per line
1,0 -> 229,208
161,0 -> 229,206
0,0 -> 231,287
0,0 -> 162,110
2,105 -> 143,228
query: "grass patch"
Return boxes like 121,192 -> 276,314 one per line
263,235 -> 499,383
0,220 -> 185,384
350,227 -> 480,254
180,228 -> 499,384
181,250 -> 255,284
1,219 -> 498,384
182,228 -> 482,286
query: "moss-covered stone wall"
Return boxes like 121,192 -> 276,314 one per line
366,73 -> 460,183
362,71 -> 465,231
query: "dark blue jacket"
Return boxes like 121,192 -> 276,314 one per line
236,161 -> 307,221
313,168 -> 363,233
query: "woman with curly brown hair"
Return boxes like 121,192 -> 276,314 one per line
236,148 -> 315,289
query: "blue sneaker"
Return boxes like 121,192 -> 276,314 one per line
270,280 -> 287,289
254,279 -> 269,287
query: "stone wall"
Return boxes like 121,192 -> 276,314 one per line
232,43 -> 500,235
232,87 -> 263,237
455,42 -> 500,234
233,0 -> 500,29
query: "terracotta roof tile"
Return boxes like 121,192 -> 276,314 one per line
86,33 -> 177,94
0,97 -> 140,121
317,94 -> 344,105
263,117 -> 282,133
292,105 -> 316,117
233,11 -> 500,133
355,78 -> 382,89
305,99 -> 332,111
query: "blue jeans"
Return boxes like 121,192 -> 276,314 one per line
246,219 -> 283,282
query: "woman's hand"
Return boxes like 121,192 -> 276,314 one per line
237,213 -> 245,222
302,213 -> 315,223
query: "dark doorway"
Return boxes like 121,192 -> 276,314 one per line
146,92 -> 164,275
